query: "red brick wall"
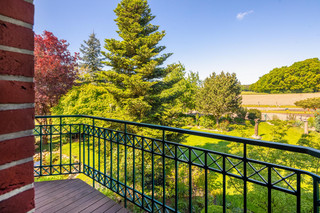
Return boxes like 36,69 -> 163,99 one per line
0,0 -> 35,212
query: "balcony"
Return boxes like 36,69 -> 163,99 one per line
33,115 -> 320,212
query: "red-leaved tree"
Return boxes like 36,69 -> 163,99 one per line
35,31 -> 78,116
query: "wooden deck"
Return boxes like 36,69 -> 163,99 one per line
34,179 -> 130,213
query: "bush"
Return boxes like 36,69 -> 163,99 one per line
308,117 -> 315,128
315,110 -> 320,132
199,115 -> 216,129
247,109 -> 261,120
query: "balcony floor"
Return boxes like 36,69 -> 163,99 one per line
34,179 -> 130,213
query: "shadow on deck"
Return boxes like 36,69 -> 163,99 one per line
34,179 -> 130,213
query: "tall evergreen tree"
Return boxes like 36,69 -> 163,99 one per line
79,32 -> 103,78
100,0 -> 184,125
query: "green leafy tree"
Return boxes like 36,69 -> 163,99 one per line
79,32 -> 103,79
99,0 -> 185,126
250,58 -> 320,93
197,71 -> 242,124
294,97 -> 320,110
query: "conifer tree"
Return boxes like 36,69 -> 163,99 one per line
79,32 -> 103,78
100,0 -> 184,124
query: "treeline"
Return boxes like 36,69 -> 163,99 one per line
250,58 -> 320,93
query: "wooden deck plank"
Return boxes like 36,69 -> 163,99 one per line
39,182 -> 97,213
79,196 -> 113,212
34,179 -> 130,213
35,180 -> 83,204
36,180 -> 86,210
35,179 -> 83,203
53,190 -> 100,213
62,191 -> 107,212
35,179 -> 75,199
91,199 -> 119,213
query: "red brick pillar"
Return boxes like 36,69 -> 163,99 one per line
0,0 -> 35,212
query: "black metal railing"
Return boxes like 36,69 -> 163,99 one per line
34,115 -> 320,213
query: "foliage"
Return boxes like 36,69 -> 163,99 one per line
34,31 -> 78,115
198,115 -> 216,129
79,32 -> 104,79
247,109 -> 261,120
315,110 -> 320,132
197,71 -> 242,124
250,58 -> 320,93
294,97 -> 320,110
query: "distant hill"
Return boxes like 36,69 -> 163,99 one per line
250,58 -> 320,93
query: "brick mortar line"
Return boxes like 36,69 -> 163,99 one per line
0,157 -> 33,171
0,104 -> 34,111
0,75 -> 34,82
0,130 -> 34,142
0,183 -> 34,202
0,45 -> 33,55
0,14 -> 33,29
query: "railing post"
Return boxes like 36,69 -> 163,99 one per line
60,116 -> 62,174
268,166 -> 272,212
204,151 -> 208,213
189,148 -> 192,212
50,124 -> 53,175
124,123 -> 127,208
314,177 -> 319,213
39,125 -> 43,176
297,173 -> 301,213
175,145 -> 178,213
243,143 -> 247,212
162,130 -> 166,212
92,118 -> 95,188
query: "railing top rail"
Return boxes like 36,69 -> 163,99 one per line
35,114 -> 320,159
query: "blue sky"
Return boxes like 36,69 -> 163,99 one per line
34,0 -> 320,84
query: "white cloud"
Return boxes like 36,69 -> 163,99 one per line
236,10 -> 254,20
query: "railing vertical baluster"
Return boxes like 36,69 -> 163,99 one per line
69,125 -> 72,173
83,124 -> 85,173
175,145 -> 178,213
124,124 -> 127,208
50,124 -> 52,175
98,127 -> 101,184
243,143 -> 247,212
268,166 -> 272,212
189,149 -> 192,212
205,151 -> 208,213
117,130 -> 120,194
92,118 -> 95,188
223,156 -> 226,213
152,139 -> 155,212
142,135 -> 145,209
79,124 -> 81,173
60,117 -> 62,174
110,128 -> 113,189
133,136 -> 136,205
162,130 -> 166,212
40,125 -> 43,176
314,177 -> 319,213
104,129 -> 106,186
88,124 -> 90,180
296,173 -> 301,213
